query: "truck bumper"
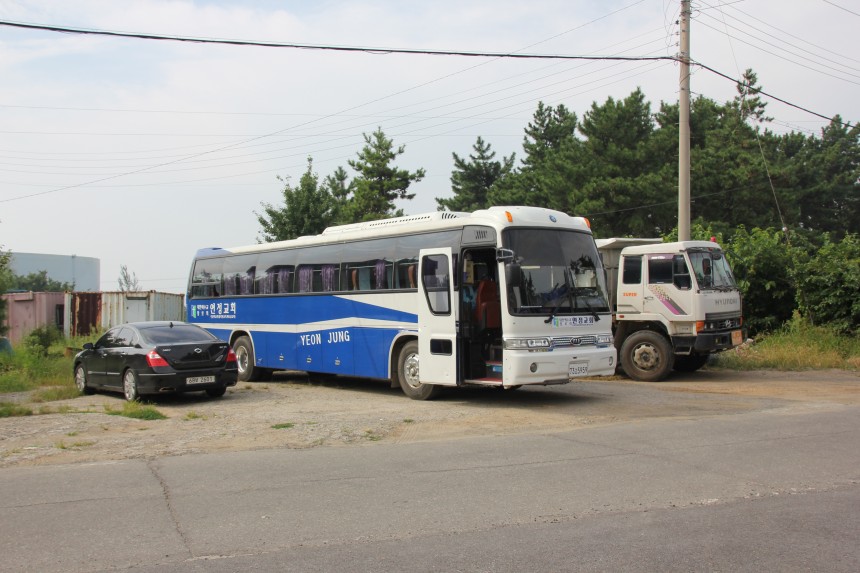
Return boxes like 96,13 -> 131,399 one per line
672,327 -> 747,355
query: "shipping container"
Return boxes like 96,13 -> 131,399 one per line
1,291 -> 66,344
63,291 -> 185,338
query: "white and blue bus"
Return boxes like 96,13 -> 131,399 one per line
187,206 -> 616,399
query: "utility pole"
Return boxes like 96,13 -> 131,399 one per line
678,0 -> 691,241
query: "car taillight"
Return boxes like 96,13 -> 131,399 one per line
226,348 -> 237,363
146,350 -> 169,367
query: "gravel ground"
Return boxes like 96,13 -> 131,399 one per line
1,369 -> 858,468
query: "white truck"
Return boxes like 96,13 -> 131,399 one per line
596,238 -> 746,381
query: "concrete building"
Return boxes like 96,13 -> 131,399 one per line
8,252 -> 100,292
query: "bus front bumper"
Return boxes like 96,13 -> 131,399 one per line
503,346 -> 617,387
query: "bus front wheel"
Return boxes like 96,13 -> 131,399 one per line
396,341 -> 440,400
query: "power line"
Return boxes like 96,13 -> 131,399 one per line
0,19 -> 672,64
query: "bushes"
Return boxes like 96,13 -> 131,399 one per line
724,229 -> 859,336
22,326 -> 63,357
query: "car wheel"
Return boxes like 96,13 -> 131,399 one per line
396,340 -> 440,400
620,330 -> 674,382
673,354 -> 709,372
233,336 -> 259,382
74,364 -> 95,395
123,369 -> 140,401
205,387 -> 227,398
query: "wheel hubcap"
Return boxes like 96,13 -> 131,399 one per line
236,347 -> 248,374
124,373 -> 136,399
403,353 -> 420,389
75,368 -> 85,391
632,343 -> 660,370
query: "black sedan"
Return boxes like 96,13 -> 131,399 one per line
73,321 -> 238,401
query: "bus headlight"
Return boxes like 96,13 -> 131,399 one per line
505,338 -> 551,350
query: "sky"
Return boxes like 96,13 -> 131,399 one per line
1,0 -> 858,294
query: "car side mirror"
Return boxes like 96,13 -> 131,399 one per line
83,342 -> 94,350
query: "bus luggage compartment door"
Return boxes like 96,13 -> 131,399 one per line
417,248 -> 458,386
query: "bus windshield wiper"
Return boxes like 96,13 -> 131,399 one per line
543,282 -> 569,324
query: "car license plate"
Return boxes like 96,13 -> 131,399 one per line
187,375 -> 215,385
569,361 -> 588,379
731,329 -> 743,346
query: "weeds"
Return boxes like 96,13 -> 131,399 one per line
714,317 -> 860,371
0,402 -> 32,417
272,422 -> 295,429
104,402 -> 167,421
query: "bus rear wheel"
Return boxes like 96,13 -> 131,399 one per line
396,340 -> 440,400
233,336 -> 259,382
620,330 -> 674,382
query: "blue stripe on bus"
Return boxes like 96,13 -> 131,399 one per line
192,295 -> 417,379
189,295 -> 417,325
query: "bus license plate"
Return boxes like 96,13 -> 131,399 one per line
731,330 -> 743,346
187,375 -> 215,385
569,362 -> 588,379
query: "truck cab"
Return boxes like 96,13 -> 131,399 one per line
596,238 -> 746,381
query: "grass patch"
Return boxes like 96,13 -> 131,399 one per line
104,401 -> 167,421
403,418 -> 414,424
713,318 -> 860,371
0,402 -> 33,417
364,429 -> 382,441
55,440 -> 95,450
0,332 -> 95,396
183,411 -> 207,421
31,385 -> 82,403
272,422 -> 295,429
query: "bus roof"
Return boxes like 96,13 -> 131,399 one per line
195,206 -> 592,258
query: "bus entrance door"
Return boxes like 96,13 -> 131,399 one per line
417,248 -> 458,386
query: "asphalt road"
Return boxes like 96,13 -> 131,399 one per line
1,379 -> 858,572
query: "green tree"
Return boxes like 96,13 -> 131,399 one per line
257,158 -> 336,242
8,270 -> 73,292
794,234 -> 860,334
437,136 -> 514,212
345,128 -> 424,222
489,102 -> 578,208
117,265 -> 141,292
725,227 -> 799,334
323,165 -> 354,224
0,246 -> 11,336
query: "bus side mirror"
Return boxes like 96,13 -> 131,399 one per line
496,248 -> 515,263
506,263 -> 522,288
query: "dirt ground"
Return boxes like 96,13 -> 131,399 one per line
1,369 -> 858,468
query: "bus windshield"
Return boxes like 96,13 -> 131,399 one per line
504,229 -> 610,317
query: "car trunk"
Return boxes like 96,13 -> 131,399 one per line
158,342 -> 230,370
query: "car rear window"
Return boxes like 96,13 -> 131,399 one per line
139,324 -> 218,344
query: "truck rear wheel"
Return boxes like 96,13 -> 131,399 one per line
620,330 -> 674,382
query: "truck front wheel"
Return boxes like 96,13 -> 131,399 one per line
620,330 -> 674,382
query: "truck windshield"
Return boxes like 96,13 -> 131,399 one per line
503,229 -> 610,316
688,249 -> 737,291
